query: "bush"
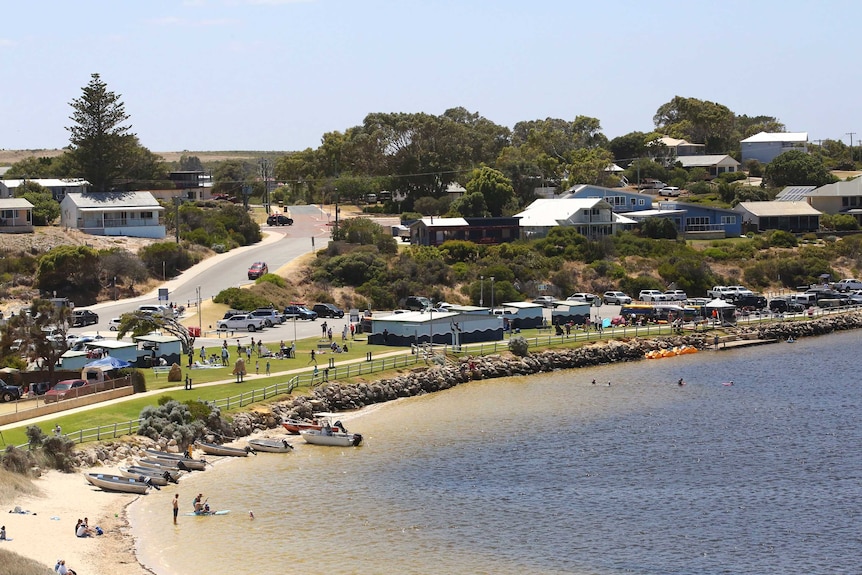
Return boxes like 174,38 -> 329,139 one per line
508,336 -> 529,357
40,435 -> 77,472
1,445 -> 34,475
138,400 -> 206,448
213,287 -> 273,311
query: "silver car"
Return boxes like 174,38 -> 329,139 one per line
603,291 -> 632,305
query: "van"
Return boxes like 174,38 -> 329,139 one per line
789,293 -> 817,308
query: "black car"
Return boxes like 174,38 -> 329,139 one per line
267,214 -> 294,226
768,298 -> 804,313
0,379 -> 22,402
312,303 -> 344,318
283,305 -> 318,320
404,296 -> 432,311
72,309 -> 99,327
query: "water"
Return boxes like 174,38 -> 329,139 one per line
130,332 -> 862,574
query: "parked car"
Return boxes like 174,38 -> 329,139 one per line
566,292 -> 600,304
248,261 -> 269,280
707,286 -> 731,299
834,278 -> 862,292
660,186 -> 681,196
216,314 -> 266,332
222,309 -> 247,320
282,305 -> 318,321
602,291 -> 632,305
734,294 -> 768,310
312,303 -> 345,318
266,214 -> 294,226
639,289 -> 667,302
664,290 -> 688,301
404,296 -> 432,311
0,379 -> 22,403
44,379 -> 89,403
138,304 -> 174,317
769,298 -> 804,313
249,308 -> 284,327
108,317 -> 122,331
532,295 -> 557,308
72,309 -> 99,327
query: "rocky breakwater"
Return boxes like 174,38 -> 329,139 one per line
734,310 -> 862,341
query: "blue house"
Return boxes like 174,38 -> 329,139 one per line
564,184 -> 654,213
623,201 -> 741,238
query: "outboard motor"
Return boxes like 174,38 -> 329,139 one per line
177,461 -> 189,471
352,433 -> 363,446
335,420 -> 347,433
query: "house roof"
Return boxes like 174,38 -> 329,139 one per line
735,201 -> 821,217
622,208 -> 687,219
514,198 -> 610,227
0,198 -> 34,209
417,217 -> 468,228
741,131 -> 808,143
63,191 -> 163,209
1,178 -> 89,188
654,136 -> 705,148
675,155 -> 740,168
776,186 -> 817,201
807,178 -> 862,197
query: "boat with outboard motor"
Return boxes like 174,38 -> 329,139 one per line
281,413 -> 344,435
118,466 -> 178,486
247,437 -> 294,453
300,429 -> 363,447
85,473 -> 152,494
195,440 -> 253,457
143,449 -> 208,471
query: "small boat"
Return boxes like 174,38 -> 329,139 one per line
144,449 -> 208,471
300,429 -> 363,447
247,437 -> 294,453
125,464 -> 184,482
282,416 -> 343,435
117,466 -> 177,486
85,473 -> 152,494
184,509 -> 231,516
195,440 -> 253,457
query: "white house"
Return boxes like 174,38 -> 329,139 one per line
514,198 -> 636,239
0,197 -> 34,233
0,178 -> 89,201
60,191 -> 166,238
740,132 -> 808,164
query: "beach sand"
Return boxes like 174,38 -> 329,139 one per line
4,470 -> 150,575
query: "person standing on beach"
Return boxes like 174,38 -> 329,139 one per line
173,494 -> 179,524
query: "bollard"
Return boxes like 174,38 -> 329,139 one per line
328,357 -> 335,369
366,352 -> 372,362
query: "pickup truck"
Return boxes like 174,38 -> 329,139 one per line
1,379 -> 22,402
707,286 -> 731,299
216,314 -> 266,332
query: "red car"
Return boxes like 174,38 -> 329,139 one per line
248,261 -> 268,280
44,379 -> 89,403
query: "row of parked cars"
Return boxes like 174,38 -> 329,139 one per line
1,377 -> 90,403
216,303 -> 345,332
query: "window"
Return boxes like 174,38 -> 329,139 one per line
0,210 -> 13,219
141,211 -> 153,219
686,216 -> 710,226
638,199 -> 645,206
720,215 -> 736,224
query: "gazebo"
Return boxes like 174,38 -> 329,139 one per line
705,298 -> 737,325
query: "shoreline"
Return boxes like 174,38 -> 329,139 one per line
6,312 -> 862,574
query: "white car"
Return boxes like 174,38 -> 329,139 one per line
602,291 -> 632,305
567,292 -> 600,304
664,290 -> 688,301
108,318 -> 122,331
532,296 -> 557,308
639,289 -> 667,302
660,186 -> 681,196
217,314 -> 266,332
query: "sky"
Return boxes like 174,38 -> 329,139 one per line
1,0 -> 860,153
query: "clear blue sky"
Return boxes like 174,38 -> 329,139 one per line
1,0 -> 859,153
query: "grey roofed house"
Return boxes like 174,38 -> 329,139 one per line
674,155 -> 741,176
805,177 -> 862,224
514,197 -> 636,239
0,197 -> 35,233
60,191 -> 166,238
733,200 -> 821,233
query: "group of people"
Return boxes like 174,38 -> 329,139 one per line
54,559 -> 77,575
74,517 -> 100,537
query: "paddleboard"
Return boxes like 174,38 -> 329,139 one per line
721,382 -> 734,386
185,510 -> 230,516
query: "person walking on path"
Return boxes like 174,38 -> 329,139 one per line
200,345 -> 206,362
265,359 -> 271,376
308,349 -> 317,365
173,494 -> 179,525
321,321 -> 328,337
255,360 -> 260,375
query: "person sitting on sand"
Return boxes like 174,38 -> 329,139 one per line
1,525 -> 6,540
678,378 -> 685,386
76,522 -> 91,537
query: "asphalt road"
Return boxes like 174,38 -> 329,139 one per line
67,205 -> 337,344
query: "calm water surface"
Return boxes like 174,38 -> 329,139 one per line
130,331 -> 861,574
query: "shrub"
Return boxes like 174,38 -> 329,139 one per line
138,400 -> 206,448
508,336 -> 529,357
213,287 -> 273,311
25,425 -> 46,450
40,435 -> 77,472
256,273 -> 287,288
1,445 -> 34,475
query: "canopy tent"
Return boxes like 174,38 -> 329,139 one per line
705,298 -> 736,325
84,356 -> 132,369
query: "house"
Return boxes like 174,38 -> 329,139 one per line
733,201 -> 821,233
514,198 -> 636,239
652,136 -> 706,157
60,191 -> 166,238
565,184 -> 654,212
674,155 -> 741,177
445,182 -> 467,199
409,217 -> 521,246
0,178 -> 89,202
776,186 -> 817,201
0,198 -> 34,233
623,202 -> 741,238
135,334 -> 183,366
740,132 -> 808,164
493,302 -> 545,329
804,177 -> 862,225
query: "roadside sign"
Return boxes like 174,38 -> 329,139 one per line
158,288 -> 169,302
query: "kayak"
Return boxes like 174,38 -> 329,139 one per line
184,510 -> 230,516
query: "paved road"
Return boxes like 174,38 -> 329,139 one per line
67,205 -> 334,343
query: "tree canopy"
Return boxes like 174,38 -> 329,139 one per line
764,150 -> 838,187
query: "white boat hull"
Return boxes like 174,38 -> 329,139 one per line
247,438 -> 294,453
85,473 -> 150,494
300,429 -> 363,447
195,441 -> 251,457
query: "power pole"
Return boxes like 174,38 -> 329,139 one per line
259,158 -> 272,214
847,132 -> 857,164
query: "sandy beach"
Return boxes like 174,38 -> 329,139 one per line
3,469 -> 150,575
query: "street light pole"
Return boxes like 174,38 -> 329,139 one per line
490,276 -> 495,310
480,275 -> 484,307
196,286 -> 202,331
